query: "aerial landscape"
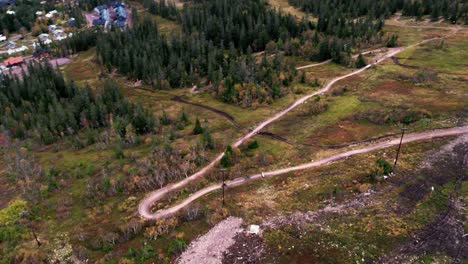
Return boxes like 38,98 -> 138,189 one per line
0,0 -> 467,263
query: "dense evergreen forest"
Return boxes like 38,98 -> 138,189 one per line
96,18 -> 297,106
69,0 -> 466,108
288,0 -> 468,23
0,63 -> 155,144
56,28 -> 101,56
96,0 -> 389,107
0,0 -> 44,33
97,0 -> 385,107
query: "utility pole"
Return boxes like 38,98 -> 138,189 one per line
220,168 -> 227,207
393,127 -> 408,173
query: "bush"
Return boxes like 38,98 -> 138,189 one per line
248,140 -> 259,149
364,158 -> 392,183
355,54 -> 367,68
114,142 -> 125,159
168,238 -> 187,254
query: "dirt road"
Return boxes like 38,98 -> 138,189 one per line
138,25 -> 461,220
139,46 -> 402,220
139,126 -> 468,219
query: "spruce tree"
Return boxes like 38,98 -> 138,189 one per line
356,54 -> 367,68
192,118 -> 203,135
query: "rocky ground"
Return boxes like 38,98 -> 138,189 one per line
381,135 -> 468,263
177,217 -> 243,264
222,232 -> 266,264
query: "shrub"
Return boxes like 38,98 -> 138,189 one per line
248,140 -> 259,149
113,142 -> 125,159
364,158 -> 392,183
168,238 -> 187,254
192,118 -> 203,135
355,53 -> 367,68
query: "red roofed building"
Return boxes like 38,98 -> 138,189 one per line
3,56 -> 24,67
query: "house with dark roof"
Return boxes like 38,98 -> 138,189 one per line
33,49 -> 53,60
94,5 -> 107,15
68,17 -> 76,27
114,6 -> 126,20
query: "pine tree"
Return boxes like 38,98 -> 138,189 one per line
356,54 -> 367,68
192,118 -> 203,135
202,119 -> 213,149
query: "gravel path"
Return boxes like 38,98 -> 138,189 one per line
177,217 -> 243,264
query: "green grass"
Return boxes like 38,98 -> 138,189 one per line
268,95 -> 363,144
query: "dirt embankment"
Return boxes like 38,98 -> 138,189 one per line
172,96 -> 241,128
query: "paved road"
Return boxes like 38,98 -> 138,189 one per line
142,126 -> 468,219
138,26 -> 461,220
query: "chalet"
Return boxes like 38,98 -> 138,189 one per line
48,24 -> 57,31
52,29 -> 64,36
3,56 -> 24,67
33,49 -> 53,60
55,35 -> 67,41
114,6 -> 126,20
7,45 -> 27,55
45,10 -> 58,18
94,5 -> 107,15
68,17 -> 76,27
101,9 -> 110,21
38,33 -> 50,42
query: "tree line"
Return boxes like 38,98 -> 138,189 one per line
288,0 -> 467,24
0,63 -> 155,144
95,7 -> 299,107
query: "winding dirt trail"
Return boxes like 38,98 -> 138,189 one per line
138,25 -> 461,220
143,126 -> 468,219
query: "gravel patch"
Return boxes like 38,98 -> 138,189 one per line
177,217 -> 243,264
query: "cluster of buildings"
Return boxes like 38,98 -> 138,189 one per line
36,24 -> 73,46
1,48 -> 53,74
2,40 -> 28,55
93,1 -> 127,28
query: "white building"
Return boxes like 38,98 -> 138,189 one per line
45,10 -> 58,18
7,45 -> 28,55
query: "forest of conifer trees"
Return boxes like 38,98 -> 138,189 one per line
0,63 -> 155,144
